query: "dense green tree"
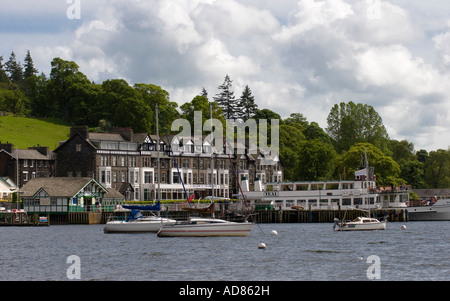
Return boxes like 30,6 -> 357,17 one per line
303,122 -> 332,143
326,101 -> 389,152
134,83 -> 179,134
400,160 -> 425,188
214,75 -> 238,119
67,81 -> 103,125
416,149 -> 428,163
26,73 -> 50,117
252,108 -> 281,121
282,113 -> 308,131
47,57 -> 90,120
388,139 -> 416,163
180,95 -> 224,129
0,81 -> 28,115
252,108 -> 281,147
278,125 -> 305,180
424,149 -> 450,188
297,138 -> 337,181
335,142 -> 402,186
97,79 -> 151,132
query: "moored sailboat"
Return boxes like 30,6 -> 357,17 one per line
103,104 -> 176,233
103,203 -> 176,233
333,149 -> 387,231
157,103 -> 255,237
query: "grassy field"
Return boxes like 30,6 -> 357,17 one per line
0,114 -> 71,150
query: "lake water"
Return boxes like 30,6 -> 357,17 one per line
0,221 -> 449,282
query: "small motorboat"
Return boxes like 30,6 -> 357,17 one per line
333,216 -> 386,231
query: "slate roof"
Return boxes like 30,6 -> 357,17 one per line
88,132 -> 126,141
17,149 -> 52,160
19,177 -> 106,198
0,149 -> 52,160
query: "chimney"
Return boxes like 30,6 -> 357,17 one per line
29,145 -> 49,156
111,127 -> 133,141
0,142 -> 14,154
70,125 -> 89,139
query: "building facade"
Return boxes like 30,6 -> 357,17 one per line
0,143 -> 54,188
54,126 -> 283,201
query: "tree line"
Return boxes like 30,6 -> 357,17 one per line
1,51 -> 449,189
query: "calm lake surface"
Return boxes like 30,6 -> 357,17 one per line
0,221 -> 448,281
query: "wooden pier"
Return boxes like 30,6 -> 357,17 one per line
1,208 -> 407,225
0,211 -> 50,226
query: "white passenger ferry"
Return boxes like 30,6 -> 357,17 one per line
241,166 -> 409,211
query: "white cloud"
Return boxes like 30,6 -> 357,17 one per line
273,0 -> 353,42
2,0 -> 450,151
433,27 -> 450,68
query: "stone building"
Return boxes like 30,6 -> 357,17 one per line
0,143 -> 54,188
53,126 -> 283,201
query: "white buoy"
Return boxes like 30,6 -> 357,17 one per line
270,230 -> 278,236
258,242 -> 266,249
401,225 -> 407,230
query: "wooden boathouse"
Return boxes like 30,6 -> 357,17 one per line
18,177 -> 125,225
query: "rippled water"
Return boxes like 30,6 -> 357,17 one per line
0,221 -> 449,281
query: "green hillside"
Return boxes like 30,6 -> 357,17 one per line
0,114 -> 71,150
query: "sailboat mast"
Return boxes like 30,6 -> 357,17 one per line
210,102 -> 214,200
156,104 -> 161,204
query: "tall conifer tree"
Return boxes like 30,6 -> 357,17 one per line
214,74 -> 238,119
4,51 -> 23,83
237,85 -> 258,121
23,50 -> 38,79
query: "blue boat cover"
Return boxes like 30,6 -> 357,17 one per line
123,202 -> 160,212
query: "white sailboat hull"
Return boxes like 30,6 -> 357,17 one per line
157,219 -> 255,237
104,218 -> 176,233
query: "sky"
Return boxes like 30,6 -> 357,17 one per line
1,0 -> 450,152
